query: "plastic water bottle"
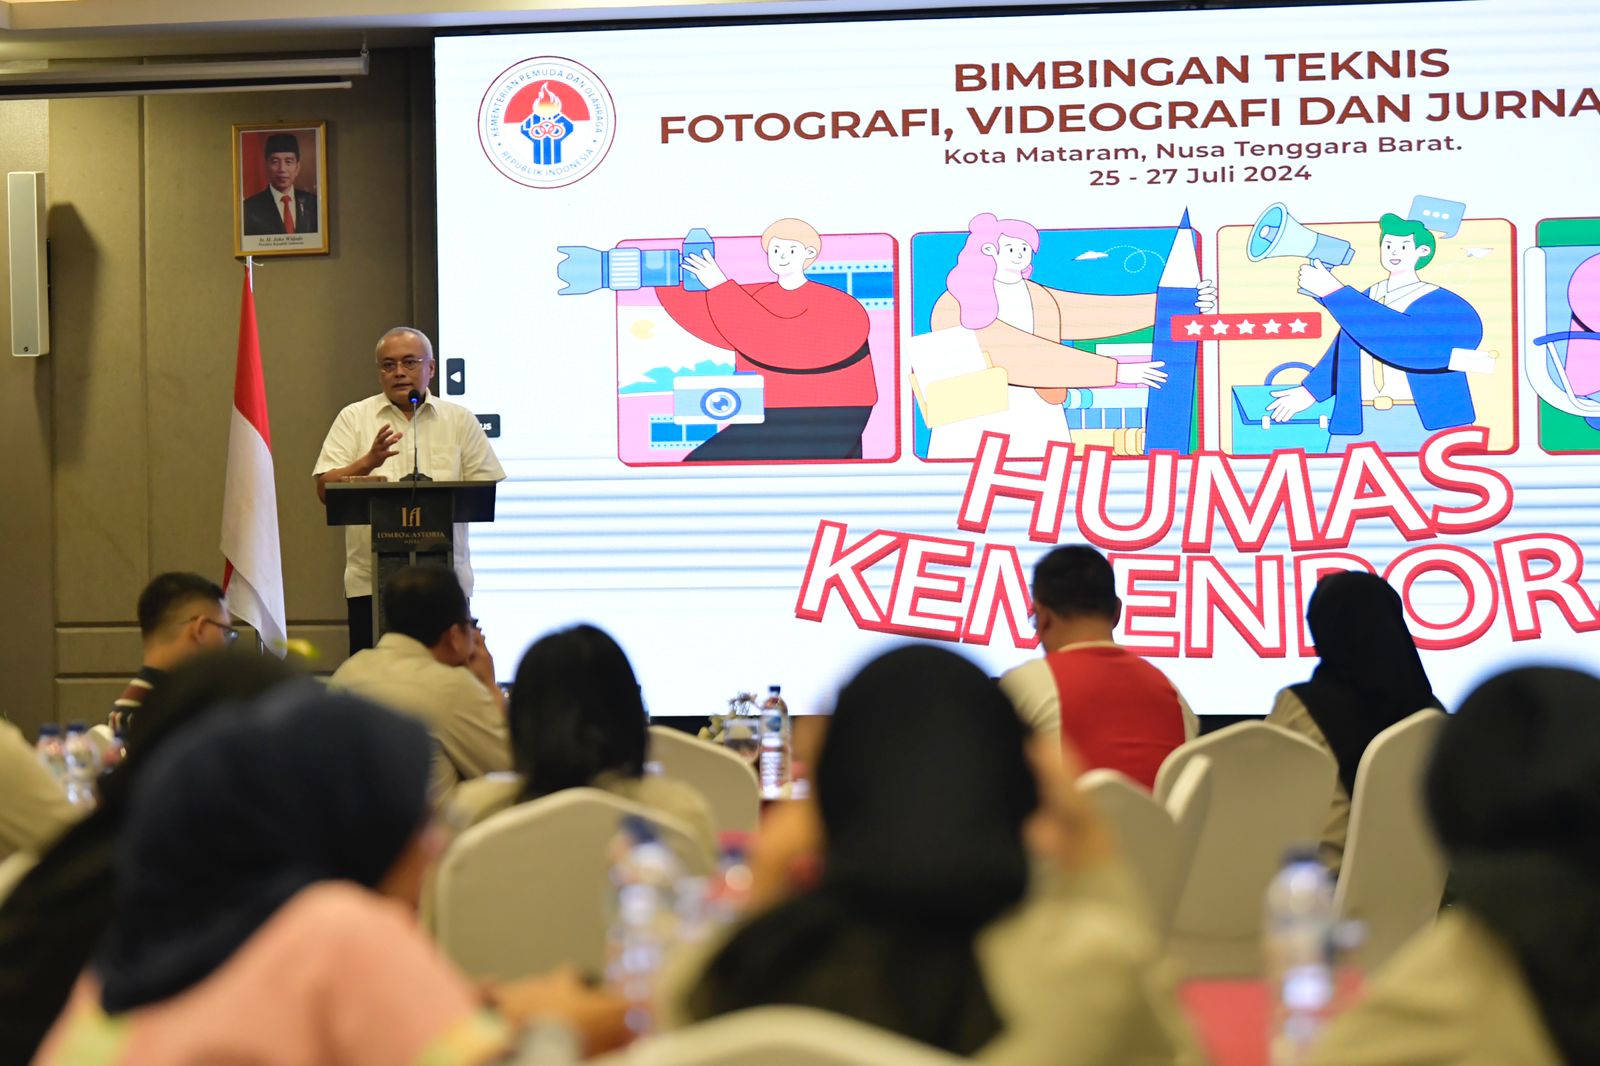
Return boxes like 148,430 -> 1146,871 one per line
35,723 -> 66,783
1264,845 -> 1336,1066
720,693 -> 761,767
758,685 -> 790,799
705,843 -> 753,928
101,728 -> 128,775
605,816 -> 684,1037
62,722 -> 98,809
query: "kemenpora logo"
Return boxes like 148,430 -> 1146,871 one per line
478,57 -> 615,189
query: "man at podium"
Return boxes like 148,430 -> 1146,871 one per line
314,326 -> 504,654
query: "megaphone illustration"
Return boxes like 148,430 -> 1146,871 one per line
1247,203 -> 1355,267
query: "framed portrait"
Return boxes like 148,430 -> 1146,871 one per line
233,121 -> 329,257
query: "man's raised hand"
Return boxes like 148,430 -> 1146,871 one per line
362,426 -> 401,473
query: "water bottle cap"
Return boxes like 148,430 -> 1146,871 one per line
38,723 -> 60,736
768,685 -> 781,694
66,722 -> 87,734
1281,843 -> 1321,866
620,814 -> 658,844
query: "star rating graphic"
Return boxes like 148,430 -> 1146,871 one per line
1171,313 -> 1321,341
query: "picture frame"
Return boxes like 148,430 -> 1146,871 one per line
233,121 -> 329,257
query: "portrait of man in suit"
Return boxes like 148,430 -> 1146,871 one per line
242,132 -> 319,236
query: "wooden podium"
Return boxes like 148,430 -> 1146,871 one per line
323,481 -> 497,641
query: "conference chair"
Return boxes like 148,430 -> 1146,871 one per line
1078,758 -> 1214,945
647,725 -> 761,834
432,787 -> 713,981
1076,769 -> 1180,935
581,1007 -> 966,1066
1334,708 -> 1448,971
1160,754 -> 1214,940
1154,722 -> 1337,978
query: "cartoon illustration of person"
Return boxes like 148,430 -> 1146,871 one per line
921,213 -> 1212,458
654,218 -> 876,461
1266,213 -> 1487,451
1530,250 -> 1600,433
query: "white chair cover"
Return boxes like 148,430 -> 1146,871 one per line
1154,722 -> 1336,977
1334,708 -> 1448,971
581,1006 -> 965,1066
647,725 -> 760,834
1077,768 -> 1179,935
432,787 -> 712,981
1159,753 -> 1214,943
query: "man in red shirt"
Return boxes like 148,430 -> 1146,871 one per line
656,218 -> 876,461
1000,545 -> 1196,790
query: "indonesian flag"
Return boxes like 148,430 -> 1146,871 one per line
221,259 -> 287,655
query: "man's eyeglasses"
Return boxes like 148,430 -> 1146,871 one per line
190,616 -> 241,645
378,357 -> 425,375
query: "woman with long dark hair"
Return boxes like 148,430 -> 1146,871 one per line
1310,666 -> 1599,1065
656,645 -> 1201,1064
32,688 -> 508,1064
447,624 -> 716,862
1267,570 -> 1440,872
31,687 -> 630,1065
0,649 -> 300,1063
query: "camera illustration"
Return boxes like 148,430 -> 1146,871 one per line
673,372 -> 766,426
557,227 -> 716,295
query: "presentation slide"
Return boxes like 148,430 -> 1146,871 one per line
435,0 -> 1600,717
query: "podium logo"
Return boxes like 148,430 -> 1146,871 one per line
400,507 -> 423,529
478,57 -> 615,189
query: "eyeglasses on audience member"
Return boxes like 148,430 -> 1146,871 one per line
188,616 -> 241,645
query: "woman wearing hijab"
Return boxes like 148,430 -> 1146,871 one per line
32,688 -> 626,1065
447,624 -> 717,864
0,649 -> 300,1064
655,645 -> 1201,1066
1267,571 -> 1440,872
1309,666 -> 1600,1066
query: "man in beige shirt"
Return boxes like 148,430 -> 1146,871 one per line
0,719 -> 78,864
329,565 -> 511,797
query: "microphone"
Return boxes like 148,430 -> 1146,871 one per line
399,388 -> 433,483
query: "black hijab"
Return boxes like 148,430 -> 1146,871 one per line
690,645 -> 1038,1056
93,687 -> 433,1013
1428,666 -> 1600,1065
0,650 -> 299,1063
1292,571 -> 1439,793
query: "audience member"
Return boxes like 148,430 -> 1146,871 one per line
449,624 -> 717,864
1309,666 -> 1599,1066
0,718 -> 78,864
1267,570 -> 1439,872
32,688 -> 627,1065
330,565 -> 511,797
658,645 -> 1201,1064
0,650 -> 299,1064
110,572 -> 234,734
1000,546 -> 1196,789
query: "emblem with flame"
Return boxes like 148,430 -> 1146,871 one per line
478,57 -> 615,189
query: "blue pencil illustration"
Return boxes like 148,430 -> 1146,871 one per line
1145,210 -> 1202,455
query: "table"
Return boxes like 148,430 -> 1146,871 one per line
1182,972 -> 1364,1066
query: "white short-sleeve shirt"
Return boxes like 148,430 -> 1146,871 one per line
313,393 -> 505,598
